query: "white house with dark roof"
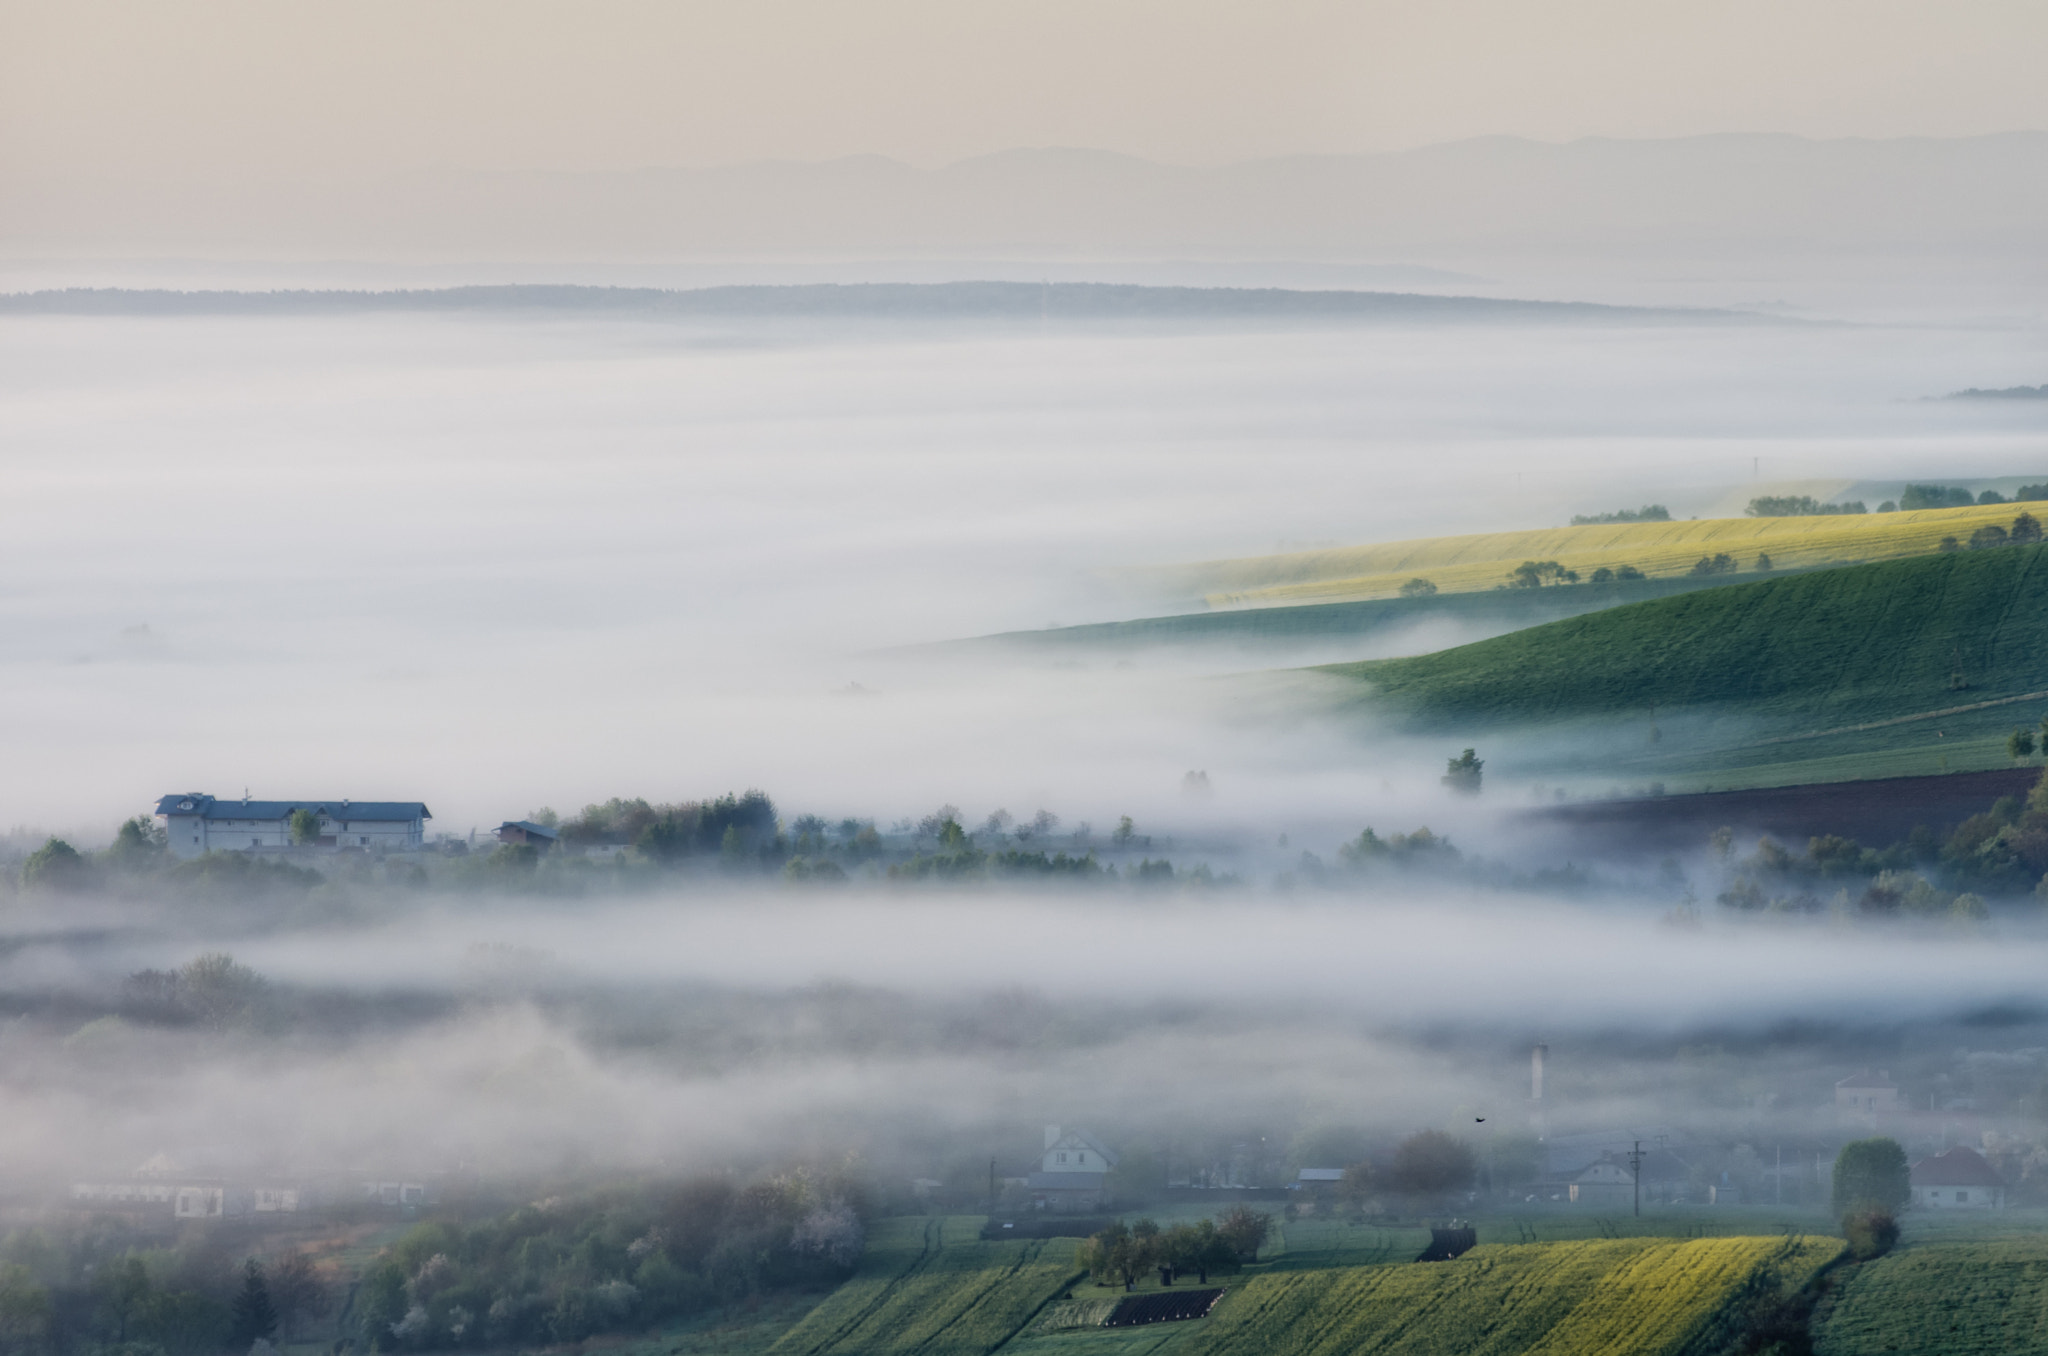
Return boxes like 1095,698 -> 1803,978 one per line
155,793 -> 431,858
1027,1125 -> 1117,1210
1835,1070 -> 1901,1114
1910,1146 -> 2007,1209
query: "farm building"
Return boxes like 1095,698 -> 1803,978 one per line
1835,1070 -> 1902,1114
1909,1146 -> 2007,1209
1027,1126 -> 1117,1210
156,792 -> 431,858
495,820 -> 560,851
1567,1148 -> 1691,1207
1295,1168 -> 1346,1189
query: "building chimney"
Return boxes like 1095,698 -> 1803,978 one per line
1531,1044 -> 1548,1102
1044,1125 -> 1061,1151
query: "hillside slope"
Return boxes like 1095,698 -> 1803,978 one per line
1324,543 -> 2048,736
1198,1237 -> 1835,1356
1147,501 -> 2040,608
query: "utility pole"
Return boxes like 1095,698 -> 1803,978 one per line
1627,1140 -> 1646,1218
989,1158 -> 997,1211
1775,1145 -> 1782,1206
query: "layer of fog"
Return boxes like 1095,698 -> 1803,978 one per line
5,884 -> 2047,1187
2,308 -> 2043,838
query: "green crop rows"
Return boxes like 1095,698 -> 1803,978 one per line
1815,1238 -> 2048,1355
772,1216 -> 1082,1356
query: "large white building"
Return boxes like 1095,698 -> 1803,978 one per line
155,793 -> 431,859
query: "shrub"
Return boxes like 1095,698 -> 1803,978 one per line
1937,535 -> 1960,552
1842,1210 -> 1900,1261
1398,577 -> 1438,597
1689,553 -> 1737,576
1755,552 -> 1773,572
2013,512 -> 2043,544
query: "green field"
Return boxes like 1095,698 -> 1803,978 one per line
952,576 -> 1726,659
771,1216 -> 1083,1356
1813,1237 -> 2048,1355
1317,542 -> 2048,784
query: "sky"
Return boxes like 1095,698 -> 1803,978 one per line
3,0 -> 2045,186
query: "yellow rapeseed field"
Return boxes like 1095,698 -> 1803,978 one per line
1152,502 -> 2036,608
1196,1236 -> 1837,1356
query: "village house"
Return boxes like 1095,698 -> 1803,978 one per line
1910,1146 -> 2007,1210
1835,1070 -> 1902,1115
1026,1126 -> 1117,1211
495,820 -> 560,852
156,793 -> 431,859
1568,1147 -> 1693,1207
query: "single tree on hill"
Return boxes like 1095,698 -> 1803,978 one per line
1389,1130 -> 1478,1206
1832,1137 -> 1910,1215
2012,729 -> 2038,763
1442,749 -> 1483,796
22,838 -> 89,892
1689,552 -> 1737,576
1937,536 -> 1961,552
1754,553 -> 1773,572
2012,512 -> 2043,544
1399,577 -> 1438,597
1216,1205 -> 1273,1262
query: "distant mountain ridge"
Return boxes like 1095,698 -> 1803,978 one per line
0,281 -> 1753,324
8,133 -> 2047,259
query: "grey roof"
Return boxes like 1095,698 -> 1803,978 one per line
499,820 -> 560,840
1027,1172 -> 1108,1190
155,793 -> 431,822
1297,1168 -> 1346,1182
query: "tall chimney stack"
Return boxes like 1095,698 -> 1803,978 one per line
1531,1044 -> 1548,1102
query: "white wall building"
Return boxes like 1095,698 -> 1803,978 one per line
1910,1146 -> 2007,1209
155,793 -> 431,858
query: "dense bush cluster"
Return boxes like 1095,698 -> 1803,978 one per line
1746,495 -> 1866,517
1705,779 -> 2048,912
355,1175 -> 865,1352
1570,505 -> 1670,525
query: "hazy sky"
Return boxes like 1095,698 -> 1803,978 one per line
5,0 -> 2045,184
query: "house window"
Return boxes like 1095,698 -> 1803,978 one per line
1957,1190 -> 1969,1202
1057,1153 -> 1067,1163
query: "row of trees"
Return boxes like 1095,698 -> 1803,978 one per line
1570,505 -> 1670,525
354,1172 -> 864,1351
0,1234 -> 329,1356
1746,496 -> 1867,517
1076,1209 -> 1270,1289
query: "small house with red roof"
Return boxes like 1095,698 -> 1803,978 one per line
1910,1146 -> 2006,1210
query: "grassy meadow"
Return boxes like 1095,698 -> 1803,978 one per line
1317,541 -> 2048,784
1146,501 -> 2039,608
